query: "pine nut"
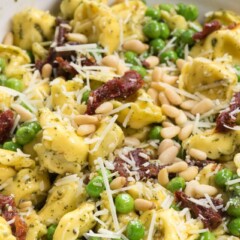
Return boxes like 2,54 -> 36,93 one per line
180,100 -> 198,111
162,121 -> 174,128
152,67 -> 163,82
165,87 -> 182,106
102,55 -> 119,69
134,199 -> 155,211
117,61 -> 129,75
191,98 -> 214,115
95,102 -> 113,114
66,33 -> 88,44
179,166 -> 199,181
167,161 -> 188,173
176,59 -> 186,71
194,184 -> 218,198
11,103 -> 34,122
184,180 -> 199,197
178,123 -> 193,141
161,126 -> 180,139
147,88 -> 159,105
158,92 -> 170,105
189,148 -> 207,161
18,200 -> 32,209
77,124 -> 96,136
145,56 -> 159,69
124,137 -> 140,147
162,74 -> 178,85
158,168 -> 169,186
110,176 -> 127,190
173,157 -> 183,163
123,39 -> 149,54
158,139 -> 174,155
151,82 -> 165,91
159,145 -> 179,164
41,63 -> 53,78
74,115 -> 99,125
162,104 -> 180,118
2,32 -> 13,45
175,111 -> 187,126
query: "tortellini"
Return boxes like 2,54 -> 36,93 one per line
0,217 -> 16,240
12,8 -> 55,50
60,0 -> 83,19
206,10 -> 240,25
0,165 -> 16,184
179,57 -> 237,101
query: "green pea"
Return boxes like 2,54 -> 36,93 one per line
148,126 -> 162,140
86,176 -> 105,198
173,29 -> 185,38
15,126 -> 36,145
227,218 -> 240,237
177,3 -> 199,21
5,78 -> 24,92
3,141 -> 21,152
0,74 -> 7,85
124,51 -> 139,65
198,231 -> 215,240
115,193 -> 134,214
82,90 -> 90,103
175,46 -> 184,59
150,39 -> 166,55
159,4 -> 174,12
131,66 -> 147,78
214,168 -> 233,187
180,29 -> 195,45
126,220 -> 145,240
143,20 -> 161,39
22,121 -> 41,135
234,65 -> 240,82
227,197 -> 240,217
166,177 -> 186,193
145,7 -> 160,20
0,58 -> 6,73
97,169 -> 112,182
160,50 -> 178,63
158,22 -> 170,40
228,182 -> 240,196
47,224 -> 57,240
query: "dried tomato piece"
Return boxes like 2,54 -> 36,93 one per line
175,191 -> 223,230
0,110 -> 14,144
187,158 -> 215,169
216,92 -> 240,132
55,57 -> 78,77
193,20 -> 221,41
86,70 -> 144,115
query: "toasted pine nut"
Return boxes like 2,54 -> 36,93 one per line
147,88 -> 159,105
161,126 -> 180,139
152,67 -> 163,82
162,121 -> 174,128
117,61 -> 129,75
191,98 -> 214,115
123,39 -> 149,54
151,82 -> 165,91
175,111 -> 187,126
95,102 -> 113,114
74,115 -> 99,125
165,87 -> 182,106
173,157 -> 183,163
158,92 -> 170,105
18,200 -> 32,209
102,55 -> 119,69
194,185 -> 218,198
178,123 -> 193,141
162,104 -> 180,118
77,124 -> 96,136
2,32 -> 13,45
158,168 -> 169,186
180,100 -> 198,111
66,33 -> 88,44
176,59 -> 186,71
134,199 -> 155,211
145,56 -> 159,69
41,63 -> 53,78
179,166 -> 199,181
189,148 -> 207,161
167,161 -> 188,173
158,139 -> 174,155
110,176 -> 127,190
124,137 -> 140,147
184,180 -> 199,197
159,145 -> 179,164
162,74 -> 178,85
11,104 -> 34,122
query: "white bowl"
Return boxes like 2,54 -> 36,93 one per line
0,0 -> 240,41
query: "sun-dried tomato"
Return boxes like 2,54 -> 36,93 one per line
216,92 -> 240,132
0,110 -> 14,144
55,57 -> 78,77
193,20 -> 221,41
175,191 -> 223,230
86,70 -> 144,115
0,194 -> 27,240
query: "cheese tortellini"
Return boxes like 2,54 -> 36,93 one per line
0,217 -> 16,240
